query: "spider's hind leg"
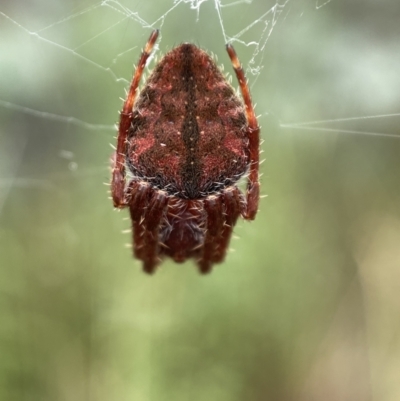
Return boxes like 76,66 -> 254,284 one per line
198,195 -> 224,274
197,187 -> 243,273
129,183 -> 169,274
213,187 -> 243,263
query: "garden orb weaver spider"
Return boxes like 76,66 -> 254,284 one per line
111,29 -> 260,274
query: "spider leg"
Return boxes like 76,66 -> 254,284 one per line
129,181 -> 151,258
129,185 -> 168,274
198,195 -> 224,274
197,187 -> 244,273
213,187 -> 243,263
226,44 -> 260,220
111,29 -> 159,208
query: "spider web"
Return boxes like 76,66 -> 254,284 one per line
0,0 -> 399,204
0,0 -> 290,206
1,0 -> 400,400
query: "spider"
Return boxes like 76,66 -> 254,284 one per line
111,29 -> 260,274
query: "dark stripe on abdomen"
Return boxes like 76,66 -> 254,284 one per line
180,45 -> 201,199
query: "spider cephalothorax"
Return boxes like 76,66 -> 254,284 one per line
111,30 -> 260,274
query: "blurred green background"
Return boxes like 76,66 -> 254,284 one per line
1,0 -> 400,400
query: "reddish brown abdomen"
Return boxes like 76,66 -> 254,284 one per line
127,44 -> 249,199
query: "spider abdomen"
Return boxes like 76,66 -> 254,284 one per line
127,43 -> 249,199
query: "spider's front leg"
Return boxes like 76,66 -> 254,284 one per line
111,29 -> 159,208
226,43 -> 260,220
110,151 -> 131,207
